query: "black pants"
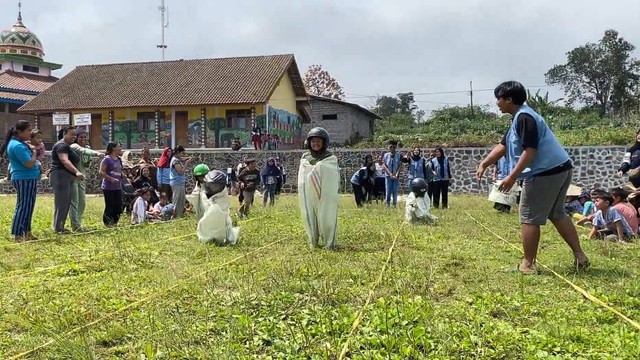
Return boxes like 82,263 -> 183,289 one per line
352,183 -> 366,207
103,189 -> 123,226
432,180 -> 450,208
427,181 -> 435,202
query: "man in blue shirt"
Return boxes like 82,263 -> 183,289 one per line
476,81 -> 590,274
382,140 -> 402,208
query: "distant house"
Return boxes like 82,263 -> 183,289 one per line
19,54 -> 310,150
302,95 -> 381,146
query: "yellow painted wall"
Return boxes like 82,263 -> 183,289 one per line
268,73 -> 298,115
73,104 -> 266,123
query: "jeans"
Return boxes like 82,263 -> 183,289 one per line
385,177 -> 399,206
50,170 -> 75,232
11,179 -> 37,237
263,183 -> 276,206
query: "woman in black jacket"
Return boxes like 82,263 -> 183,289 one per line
618,130 -> 640,188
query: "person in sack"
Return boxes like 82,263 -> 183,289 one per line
188,163 -> 210,220
197,170 -> 240,245
261,157 -> 282,207
237,158 -> 260,219
298,127 -> 340,250
405,178 -> 438,224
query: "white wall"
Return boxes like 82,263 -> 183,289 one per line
1,61 -> 51,76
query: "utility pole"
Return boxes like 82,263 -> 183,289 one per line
469,81 -> 474,117
156,0 -> 169,60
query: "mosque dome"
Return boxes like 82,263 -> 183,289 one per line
0,13 -> 45,59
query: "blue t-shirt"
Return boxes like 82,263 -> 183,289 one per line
169,157 -> 185,186
7,139 -> 40,180
592,207 -> 634,236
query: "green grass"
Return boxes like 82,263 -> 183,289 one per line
1,194 -> 640,359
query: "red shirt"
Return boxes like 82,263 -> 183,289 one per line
614,202 -> 638,235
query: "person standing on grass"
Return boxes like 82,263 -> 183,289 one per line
237,159 -> 260,218
430,147 -> 452,209
402,147 -> 430,193
275,157 -> 286,196
298,127 -> 340,250
476,81 -> 590,274
382,140 -> 402,208
170,145 -> 192,218
1,120 -> 40,241
100,142 -> 124,227
261,157 -> 281,207
69,129 -> 104,232
156,147 -> 173,200
50,127 -> 83,234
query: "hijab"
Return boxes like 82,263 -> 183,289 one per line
157,147 -> 172,168
261,157 -> 282,177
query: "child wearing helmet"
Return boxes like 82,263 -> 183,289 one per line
188,163 -> 210,220
298,127 -> 340,249
405,178 -> 438,224
196,170 -> 239,245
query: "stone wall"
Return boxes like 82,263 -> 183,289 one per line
0,146 -> 629,195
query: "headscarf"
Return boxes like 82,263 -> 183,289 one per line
122,150 -> 135,169
261,157 -> 282,177
157,147 -> 172,168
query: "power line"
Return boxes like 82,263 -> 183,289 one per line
343,85 -> 550,99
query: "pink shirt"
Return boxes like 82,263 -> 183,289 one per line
614,202 -> 638,235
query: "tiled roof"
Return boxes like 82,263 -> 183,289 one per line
0,70 -> 58,93
308,95 -> 382,120
0,90 -> 35,102
19,54 -> 307,113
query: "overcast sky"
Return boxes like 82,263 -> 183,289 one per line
5,0 -> 640,114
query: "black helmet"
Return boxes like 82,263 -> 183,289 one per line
410,178 -> 428,197
203,170 -> 227,198
305,127 -> 330,152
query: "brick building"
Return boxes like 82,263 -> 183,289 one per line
302,95 -> 380,146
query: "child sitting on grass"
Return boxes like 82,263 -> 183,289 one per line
588,192 -> 635,242
405,178 -> 437,224
610,187 -> 639,236
153,193 -> 175,221
131,188 -> 153,225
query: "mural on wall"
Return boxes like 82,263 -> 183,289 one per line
101,112 -> 171,149
268,107 -> 302,147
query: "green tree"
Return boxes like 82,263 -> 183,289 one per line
372,92 -> 423,121
526,90 -> 563,117
545,29 -> 640,115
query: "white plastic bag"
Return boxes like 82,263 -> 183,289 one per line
488,181 -> 521,207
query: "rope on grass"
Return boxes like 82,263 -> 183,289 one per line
466,212 -> 640,332
338,225 -> 404,360
1,217 -> 191,248
0,211 -> 282,282
7,229 -> 301,360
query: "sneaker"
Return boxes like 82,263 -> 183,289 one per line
72,227 -> 91,233
12,235 -> 26,243
55,229 -> 72,235
25,232 -> 38,241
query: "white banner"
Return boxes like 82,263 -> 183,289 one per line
73,113 -> 92,126
52,113 -> 70,126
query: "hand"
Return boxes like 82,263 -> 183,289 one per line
97,152 -> 105,158
75,172 -> 85,181
476,164 -> 487,182
498,175 -> 516,193
617,171 -> 624,177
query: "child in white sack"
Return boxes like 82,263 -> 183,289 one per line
405,178 -> 438,224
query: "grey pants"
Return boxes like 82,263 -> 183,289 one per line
172,185 -> 186,217
50,170 -> 75,232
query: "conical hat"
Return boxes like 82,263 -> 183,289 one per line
566,184 -> 582,197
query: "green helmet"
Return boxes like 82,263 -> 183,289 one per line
193,164 -> 210,177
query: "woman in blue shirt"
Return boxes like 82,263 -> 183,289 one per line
0,120 -> 40,241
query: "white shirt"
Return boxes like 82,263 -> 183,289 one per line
131,197 -> 148,224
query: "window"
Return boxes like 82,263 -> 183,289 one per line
225,109 -> 252,129
322,114 -> 338,120
22,65 -> 39,73
137,112 -> 165,131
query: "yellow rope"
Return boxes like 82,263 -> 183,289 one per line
8,230 -> 301,359
338,226 -> 403,360
466,212 -> 640,332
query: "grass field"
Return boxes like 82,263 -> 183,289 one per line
1,194 -> 640,359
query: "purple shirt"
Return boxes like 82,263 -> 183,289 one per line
101,156 -> 123,191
